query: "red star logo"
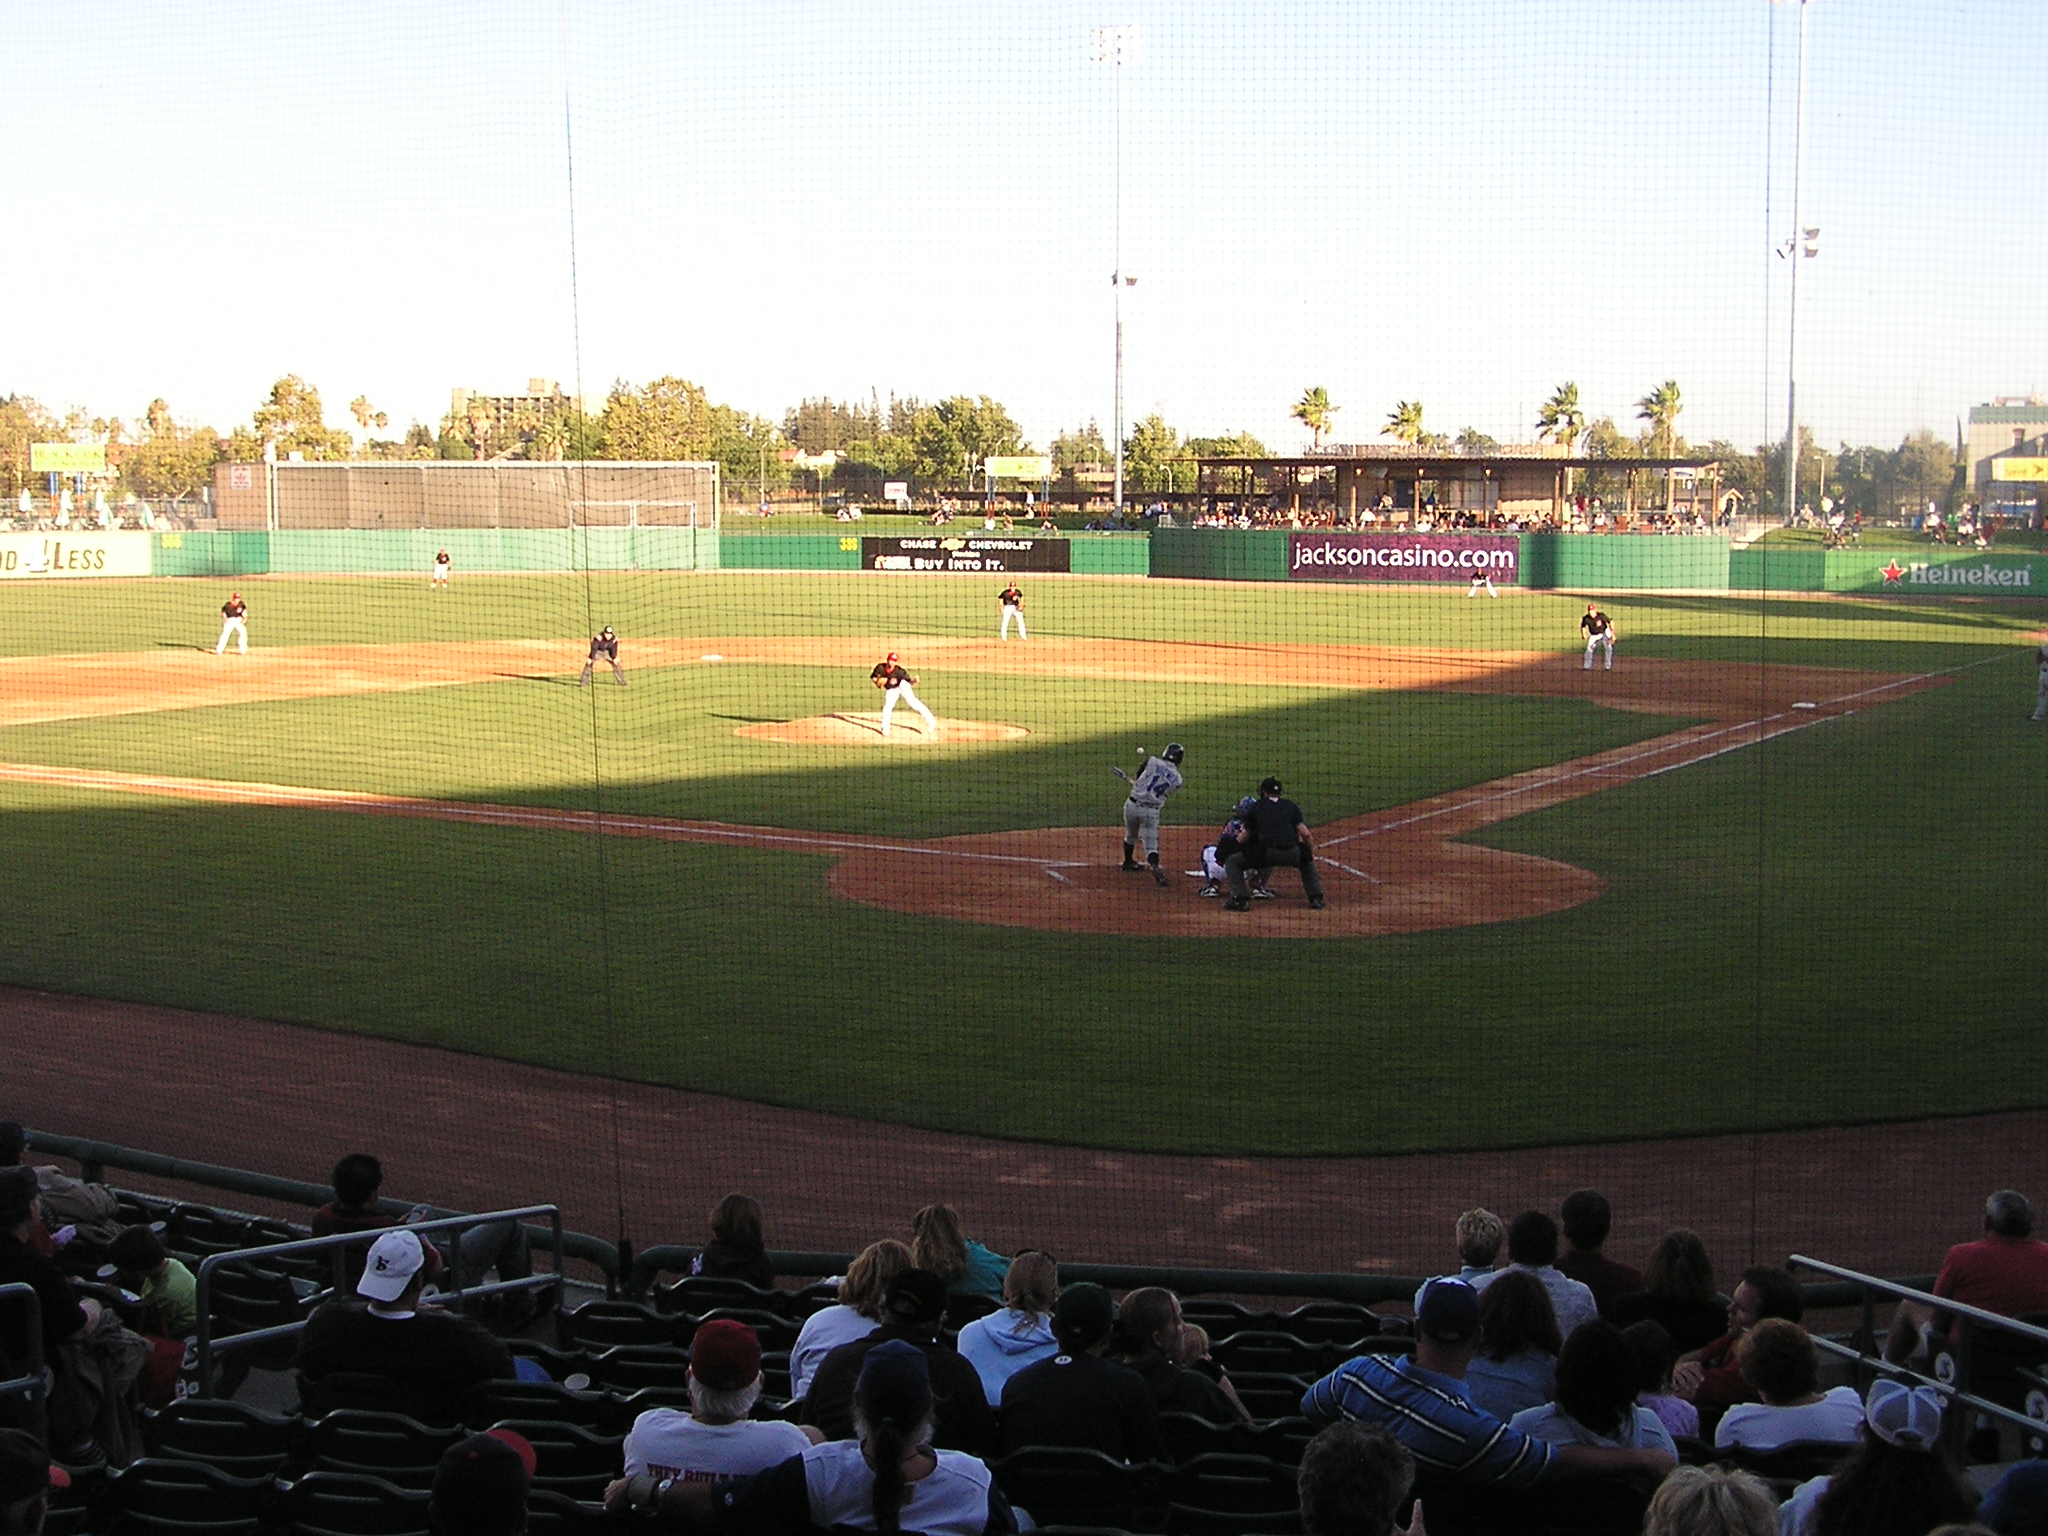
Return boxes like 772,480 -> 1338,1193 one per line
1880,560 -> 1905,584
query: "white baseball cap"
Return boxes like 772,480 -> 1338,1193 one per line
357,1229 -> 427,1302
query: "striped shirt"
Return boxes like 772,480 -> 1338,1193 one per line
1300,1354 -> 1555,1491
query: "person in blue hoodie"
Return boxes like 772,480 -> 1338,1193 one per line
957,1252 -> 1060,1405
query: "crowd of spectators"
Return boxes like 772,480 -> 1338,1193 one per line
7,1141 -> 2048,1536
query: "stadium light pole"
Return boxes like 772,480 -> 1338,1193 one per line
1091,23 -> 1139,524
1776,0 -> 1820,522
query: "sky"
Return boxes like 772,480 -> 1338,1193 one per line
14,0 -> 2046,458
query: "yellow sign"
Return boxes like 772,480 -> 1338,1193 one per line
30,443 -> 106,473
985,455 -> 1051,480
1991,458 -> 2048,482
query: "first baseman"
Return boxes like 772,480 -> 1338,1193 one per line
1119,743 -> 1185,886
870,652 -> 938,736
580,626 -> 626,686
214,592 -> 248,655
2033,644 -> 2048,722
1581,602 -> 1616,670
999,581 -> 1027,640
432,549 -> 451,589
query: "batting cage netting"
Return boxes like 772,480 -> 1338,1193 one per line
4,1 -> 2044,1316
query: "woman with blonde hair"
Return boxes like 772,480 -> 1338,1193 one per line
1642,1465 -> 1778,1536
788,1239 -> 912,1403
956,1251 -> 1059,1405
910,1203 -> 1008,1300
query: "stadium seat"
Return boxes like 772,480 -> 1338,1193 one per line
280,1470 -> 433,1536
103,1457 -> 274,1534
209,1261 -> 319,1372
524,1488 -> 615,1535
296,1370 -> 479,1429
1165,1505 -> 1302,1536
1219,1373 -> 1312,1422
1180,1301 -> 1256,1335
39,1509 -> 90,1536
489,1418 -> 627,1500
687,1307 -> 802,1353
652,1275 -> 809,1317
989,1446 -> 1165,1531
302,1408 -> 466,1490
557,1300 -> 679,1350
1159,1414 -> 1309,1467
1207,1332 -> 1343,1378
585,1344 -> 694,1391
1718,1440 -> 1855,1497
167,1205 -> 255,1259
1411,1467 -> 1658,1536
140,1398 -> 298,1478
473,1377 -> 614,1432
1280,1303 -> 1391,1344
1167,1453 -> 1299,1515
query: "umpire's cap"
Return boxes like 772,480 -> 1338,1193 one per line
1259,776 -> 1284,796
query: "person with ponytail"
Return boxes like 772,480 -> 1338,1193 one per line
607,1339 -> 1019,1535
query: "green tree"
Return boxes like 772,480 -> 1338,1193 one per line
1636,379 -> 1684,508
0,395 -> 58,497
1051,421 -> 1110,476
1536,382 -> 1585,455
1887,429 -> 1955,516
121,400 -> 222,504
600,376 -> 716,460
1291,386 -> 1338,449
1454,428 -> 1499,456
1186,431 -> 1269,458
1702,439 -> 1774,516
1122,414 -> 1195,494
348,395 -> 388,435
908,396 -> 1024,487
228,376 -> 353,461
1384,400 -> 1426,446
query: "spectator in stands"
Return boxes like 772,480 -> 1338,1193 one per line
1640,1465 -> 1777,1536
1170,1322 -> 1251,1421
1471,1211 -> 1598,1339
1624,1320 -> 1699,1442
1711,1320 -> 1862,1449
1558,1190 -> 1643,1315
1780,1380 -> 1973,1536
1463,1269 -> 1562,1420
803,1269 -> 997,1456
1887,1190 -> 2048,1366
311,1153 -> 390,1240
957,1250 -> 1059,1406
1608,1230 -> 1730,1351
910,1204 -> 1007,1302
1301,1279 -> 1675,1492
0,1426 -> 68,1536
688,1193 -> 775,1290
1672,1264 -> 1804,1439
613,1339 -> 1020,1535
622,1319 -> 817,1484
998,1282 -> 1166,1462
294,1228 -> 516,1424
1411,1207 -> 1506,1317
0,1167 -> 93,1361
311,1152 -> 530,1306
789,1239 -> 912,1403
1297,1421 -> 1422,1536
430,1428 -> 533,1536
1509,1320 -> 1678,1456
107,1225 -> 198,1339
1108,1287 -> 1245,1422
1978,1460 -> 2048,1536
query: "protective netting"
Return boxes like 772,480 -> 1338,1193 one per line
4,2 -> 2045,1299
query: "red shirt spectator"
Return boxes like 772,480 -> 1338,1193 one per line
1932,1227 -> 2048,1322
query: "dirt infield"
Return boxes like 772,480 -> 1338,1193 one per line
4,984 -> 2039,1280
0,636 -> 1943,939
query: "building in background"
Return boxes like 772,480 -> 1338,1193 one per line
1968,397 -> 2048,523
448,379 -> 586,438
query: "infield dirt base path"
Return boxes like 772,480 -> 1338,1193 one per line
0,636 -> 1942,938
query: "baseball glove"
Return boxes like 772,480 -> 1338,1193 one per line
873,675 -> 888,689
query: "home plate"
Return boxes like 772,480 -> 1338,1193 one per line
1792,701 -> 1817,710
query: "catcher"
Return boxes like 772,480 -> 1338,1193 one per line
1115,743 -> 1184,886
870,652 -> 938,737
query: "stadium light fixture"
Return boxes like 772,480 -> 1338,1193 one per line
1091,23 -> 1139,522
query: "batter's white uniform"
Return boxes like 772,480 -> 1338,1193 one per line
1122,756 -> 1184,858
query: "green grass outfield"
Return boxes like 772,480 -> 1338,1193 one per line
0,571 -> 2042,1155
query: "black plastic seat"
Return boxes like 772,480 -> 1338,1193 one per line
103,1457 -> 273,1534
139,1398 -> 298,1477
585,1343 -> 693,1391
1208,1332 -> 1340,1378
990,1446 -> 1164,1532
303,1408 -> 466,1490
281,1470 -> 433,1536
1220,1372 -> 1311,1422
557,1300 -> 679,1350
1168,1453 -> 1299,1515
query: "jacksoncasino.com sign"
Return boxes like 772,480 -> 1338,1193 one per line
1289,532 -> 1520,584
862,536 -> 1072,573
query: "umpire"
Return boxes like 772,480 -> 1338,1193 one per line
1225,777 -> 1325,912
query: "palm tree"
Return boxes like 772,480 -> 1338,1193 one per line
1636,380 -> 1683,508
1536,382 -> 1585,455
1385,400 -> 1426,446
1291,387 -> 1338,450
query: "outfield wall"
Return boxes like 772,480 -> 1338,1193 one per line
716,532 -> 1150,575
150,528 -> 719,576
1151,528 -> 1732,588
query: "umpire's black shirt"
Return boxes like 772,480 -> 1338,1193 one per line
1245,797 -> 1307,850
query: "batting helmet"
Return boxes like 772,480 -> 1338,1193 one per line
1259,776 -> 1284,796
1164,742 -> 1184,764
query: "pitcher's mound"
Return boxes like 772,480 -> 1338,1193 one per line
738,713 -> 1030,746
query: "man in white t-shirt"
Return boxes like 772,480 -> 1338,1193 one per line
622,1319 -> 819,1485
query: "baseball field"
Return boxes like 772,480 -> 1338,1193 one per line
0,569 -> 2041,1160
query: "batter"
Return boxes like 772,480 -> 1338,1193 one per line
1118,743 -> 1184,886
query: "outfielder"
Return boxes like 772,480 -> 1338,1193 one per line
1581,602 -> 1616,670
998,581 -> 1027,640
2033,644 -> 2048,722
431,549 -> 451,589
580,626 -> 626,686
214,593 -> 249,655
870,652 -> 938,736
1116,743 -> 1184,886
1466,566 -> 1497,598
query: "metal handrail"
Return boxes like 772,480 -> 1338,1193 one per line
193,1205 -> 564,1397
0,1283 -> 46,1444
22,1130 -> 620,1284
1789,1253 -> 2048,1459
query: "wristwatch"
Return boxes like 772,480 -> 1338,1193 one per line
655,1476 -> 677,1507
